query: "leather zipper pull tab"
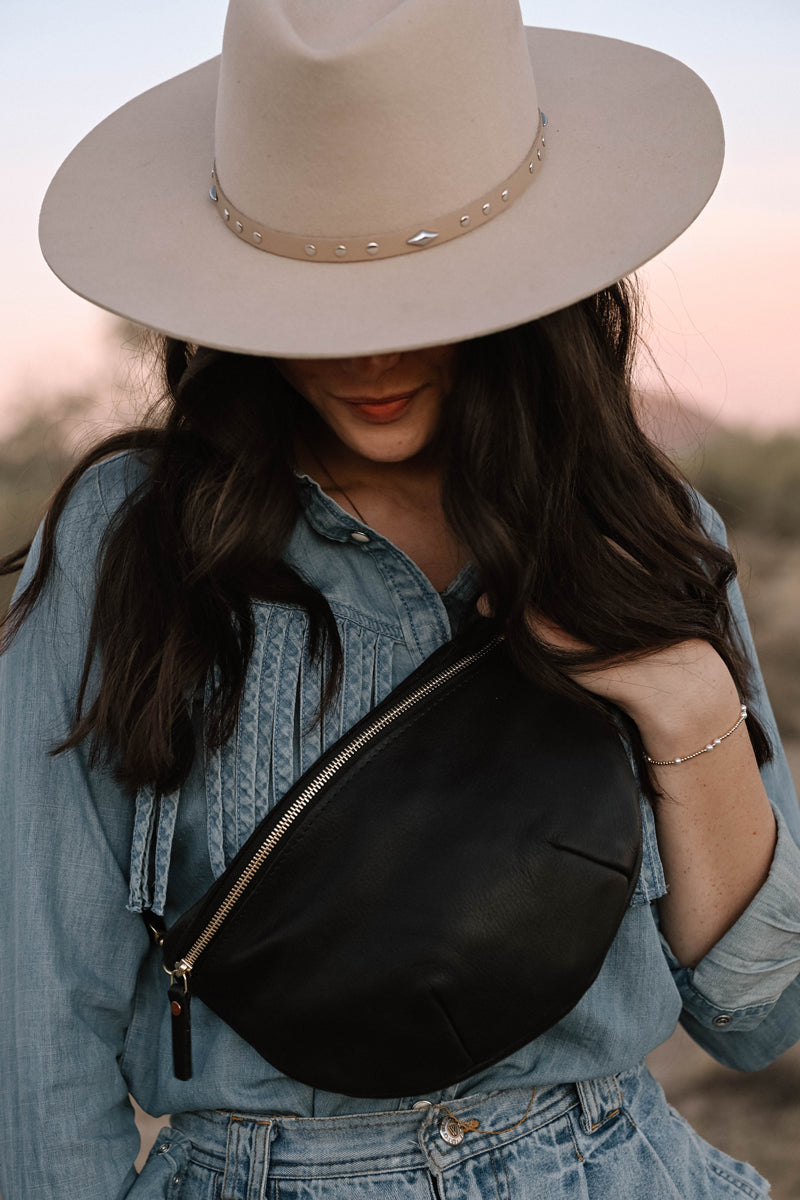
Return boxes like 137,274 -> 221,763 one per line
168,968 -> 193,1081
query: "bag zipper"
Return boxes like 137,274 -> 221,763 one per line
164,634 -> 498,1079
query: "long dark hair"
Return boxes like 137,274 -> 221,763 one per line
0,280 -> 770,795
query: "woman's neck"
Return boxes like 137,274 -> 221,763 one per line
295,431 -> 467,592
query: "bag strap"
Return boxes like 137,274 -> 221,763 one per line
142,790 -> 165,946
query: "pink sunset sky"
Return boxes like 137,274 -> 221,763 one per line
2,0 -> 798,436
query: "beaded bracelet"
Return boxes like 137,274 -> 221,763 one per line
644,703 -> 748,766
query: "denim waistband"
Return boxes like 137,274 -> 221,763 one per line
170,1070 -> 630,1179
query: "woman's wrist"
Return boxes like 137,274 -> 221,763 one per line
610,641 -> 742,759
634,686 -> 744,763
643,703 -> 748,767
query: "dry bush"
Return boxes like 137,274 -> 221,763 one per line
682,430 -> 800,538
680,430 -> 800,738
0,398 -> 88,614
0,320 -> 157,613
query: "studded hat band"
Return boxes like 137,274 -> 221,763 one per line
210,112 -> 547,263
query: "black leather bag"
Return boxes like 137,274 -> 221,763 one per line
158,619 -> 642,1097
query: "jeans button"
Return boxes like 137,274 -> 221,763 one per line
412,1100 -> 433,1110
157,1143 -> 171,1154
713,1014 -> 733,1027
439,1116 -> 464,1145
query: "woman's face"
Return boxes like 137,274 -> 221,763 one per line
275,346 -> 457,465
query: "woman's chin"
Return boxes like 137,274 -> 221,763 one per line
325,416 -> 440,468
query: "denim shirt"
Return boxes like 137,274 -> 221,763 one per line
2,451 -> 800,1200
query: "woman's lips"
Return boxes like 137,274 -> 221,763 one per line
337,388 -> 420,423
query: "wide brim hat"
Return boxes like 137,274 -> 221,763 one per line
39,0 -> 723,359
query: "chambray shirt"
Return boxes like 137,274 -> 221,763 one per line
2,451 -> 800,1200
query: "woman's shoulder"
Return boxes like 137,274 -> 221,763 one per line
58,448 -> 149,533
688,487 -> 726,546
61,448 -> 149,522
24,450 -> 151,596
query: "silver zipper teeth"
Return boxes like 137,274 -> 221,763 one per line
174,637 -> 497,976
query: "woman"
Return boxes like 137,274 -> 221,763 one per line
2,1 -> 799,1196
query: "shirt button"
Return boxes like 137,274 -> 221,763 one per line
412,1100 -> 433,1110
350,530 -> 370,543
439,1116 -> 464,1145
713,1014 -> 733,1027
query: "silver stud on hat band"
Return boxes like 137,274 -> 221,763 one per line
209,111 -> 548,263
406,230 -> 438,247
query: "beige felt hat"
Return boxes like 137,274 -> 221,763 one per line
39,0 -> 724,358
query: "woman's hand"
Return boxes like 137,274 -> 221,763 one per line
527,615 -> 742,764
511,609 -> 778,967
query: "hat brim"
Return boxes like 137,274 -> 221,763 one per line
39,27 -> 723,358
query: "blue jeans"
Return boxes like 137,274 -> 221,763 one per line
129,1063 -> 770,1199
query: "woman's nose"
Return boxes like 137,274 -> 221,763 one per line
339,353 -> 402,380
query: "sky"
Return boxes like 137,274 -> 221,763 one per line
2,0 -> 799,436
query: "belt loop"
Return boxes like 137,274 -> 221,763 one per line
248,1119 -> 277,1200
220,1117 -> 242,1200
221,1116 -> 277,1200
576,1074 -> 623,1135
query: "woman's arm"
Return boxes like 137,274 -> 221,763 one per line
0,464 -> 149,1199
546,635 -> 777,967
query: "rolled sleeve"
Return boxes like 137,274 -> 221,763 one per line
665,807 -> 800,1033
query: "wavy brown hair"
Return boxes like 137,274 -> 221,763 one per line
0,280 -> 771,796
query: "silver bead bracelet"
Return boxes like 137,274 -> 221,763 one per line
644,703 -> 748,767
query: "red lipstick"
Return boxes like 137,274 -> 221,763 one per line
338,388 -> 420,423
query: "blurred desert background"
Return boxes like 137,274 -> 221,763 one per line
1,325 -> 799,1195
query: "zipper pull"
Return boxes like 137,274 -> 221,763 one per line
167,963 -> 193,1081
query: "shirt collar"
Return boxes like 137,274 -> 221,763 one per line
294,470 -> 366,543
293,469 -> 479,606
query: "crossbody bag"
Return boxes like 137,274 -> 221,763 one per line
148,618 -> 642,1097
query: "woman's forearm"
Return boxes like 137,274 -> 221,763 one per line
638,685 -> 777,968
528,625 -> 779,968
587,639 -> 777,967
